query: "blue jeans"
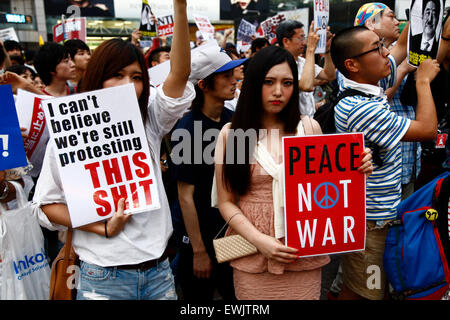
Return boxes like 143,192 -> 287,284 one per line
76,258 -> 177,300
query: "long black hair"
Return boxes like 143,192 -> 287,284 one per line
222,45 -> 300,196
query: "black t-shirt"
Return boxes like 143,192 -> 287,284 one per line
171,107 -> 234,246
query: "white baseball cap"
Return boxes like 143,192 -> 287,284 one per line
189,43 -> 247,85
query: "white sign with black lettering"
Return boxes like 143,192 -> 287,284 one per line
42,84 -> 160,228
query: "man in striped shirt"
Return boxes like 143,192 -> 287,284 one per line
330,26 -> 440,300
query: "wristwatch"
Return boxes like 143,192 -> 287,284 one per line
0,181 -> 9,200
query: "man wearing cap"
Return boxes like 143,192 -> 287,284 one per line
276,20 -> 336,118
170,45 -> 246,300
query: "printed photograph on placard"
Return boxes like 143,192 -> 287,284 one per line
407,0 -> 443,67
41,84 -> 161,228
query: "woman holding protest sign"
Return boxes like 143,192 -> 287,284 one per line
32,0 -> 193,300
213,45 -> 373,300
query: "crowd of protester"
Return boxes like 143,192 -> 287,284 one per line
0,0 -> 449,300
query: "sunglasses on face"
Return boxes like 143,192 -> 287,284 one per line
349,38 -> 386,59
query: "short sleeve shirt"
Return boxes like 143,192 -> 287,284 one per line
171,107 -> 234,243
334,61 -> 411,220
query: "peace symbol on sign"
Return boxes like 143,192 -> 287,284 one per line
314,182 -> 339,209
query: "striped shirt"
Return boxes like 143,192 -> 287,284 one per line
335,56 -> 411,220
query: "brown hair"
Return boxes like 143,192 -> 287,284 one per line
79,38 -> 150,122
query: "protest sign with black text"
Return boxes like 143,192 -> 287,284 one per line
42,84 -> 160,228
283,133 -> 366,257
314,0 -> 329,54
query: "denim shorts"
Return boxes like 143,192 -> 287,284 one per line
76,258 -> 177,300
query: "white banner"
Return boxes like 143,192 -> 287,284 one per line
279,8 -> 310,36
113,0 -> 220,21
194,14 -> 215,41
42,84 -> 160,228
314,0 -> 329,54
0,27 -> 19,42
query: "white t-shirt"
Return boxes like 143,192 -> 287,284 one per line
297,56 -> 323,118
224,88 -> 240,112
32,82 -> 196,267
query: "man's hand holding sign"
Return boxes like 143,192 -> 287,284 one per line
283,133 -> 369,258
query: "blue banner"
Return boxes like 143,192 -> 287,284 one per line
0,85 -> 28,171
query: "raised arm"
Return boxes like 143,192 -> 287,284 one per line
0,39 -> 11,70
390,22 -> 409,66
401,58 -> 440,141
162,0 -> 190,98
385,59 -> 416,101
221,29 -> 233,49
299,22 -> 320,92
0,71 -> 43,95
317,27 -> 336,81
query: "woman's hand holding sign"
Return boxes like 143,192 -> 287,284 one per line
104,198 -> 132,237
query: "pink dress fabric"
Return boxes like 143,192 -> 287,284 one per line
227,161 -> 330,300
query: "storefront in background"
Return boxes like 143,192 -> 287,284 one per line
44,0 -> 235,49
0,0 -> 47,52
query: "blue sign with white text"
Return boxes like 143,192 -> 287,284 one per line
0,85 -> 28,171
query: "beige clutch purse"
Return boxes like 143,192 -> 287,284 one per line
213,213 -> 258,263
213,234 -> 258,263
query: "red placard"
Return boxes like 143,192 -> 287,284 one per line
157,15 -> 174,37
282,133 -> 366,257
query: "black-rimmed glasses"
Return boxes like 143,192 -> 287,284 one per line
349,38 -> 386,59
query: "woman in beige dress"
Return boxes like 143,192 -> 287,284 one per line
214,46 -> 373,300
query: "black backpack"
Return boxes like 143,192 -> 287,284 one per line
313,88 -> 373,134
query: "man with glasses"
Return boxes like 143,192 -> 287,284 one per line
276,20 -> 336,117
330,25 -> 441,300
354,3 -> 422,201
340,3 -> 410,92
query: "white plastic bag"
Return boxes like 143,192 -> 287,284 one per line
0,181 -> 50,300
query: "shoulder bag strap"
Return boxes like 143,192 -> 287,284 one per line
64,229 -> 73,260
